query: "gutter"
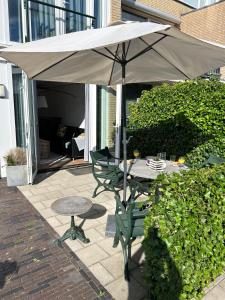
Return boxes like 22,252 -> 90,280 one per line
121,0 -> 181,24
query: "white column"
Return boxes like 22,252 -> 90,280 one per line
115,84 -> 122,161
84,84 -> 97,161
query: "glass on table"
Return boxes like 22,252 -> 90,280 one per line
133,149 -> 140,159
157,152 -> 166,160
170,155 -> 176,162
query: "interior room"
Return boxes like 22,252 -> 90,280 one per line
36,81 -> 87,171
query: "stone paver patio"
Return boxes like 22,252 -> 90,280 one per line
16,166 -> 225,300
18,167 -> 147,300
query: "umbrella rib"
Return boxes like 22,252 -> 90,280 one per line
127,35 -> 167,63
108,44 -> 120,86
125,40 -> 131,59
31,51 -> 78,79
104,47 -> 121,61
138,35 -> 191,79
92,49 -> 120,63
152,48 -> 191,79
138,37 -> 149,47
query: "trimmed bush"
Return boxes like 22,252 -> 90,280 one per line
144,164 -> 225,300
128,79 -> 225,167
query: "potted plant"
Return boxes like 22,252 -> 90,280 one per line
4,147 -> 28,186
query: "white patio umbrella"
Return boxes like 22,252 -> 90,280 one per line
2,21 -> 225,200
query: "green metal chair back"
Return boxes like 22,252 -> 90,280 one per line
201,154 -> 225,168
90,147 -> 123,197
90,147 -> 113,166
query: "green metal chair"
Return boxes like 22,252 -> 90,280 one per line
201,154 -> 225,167
113,181 -> 151,281
90,147 -> 124,198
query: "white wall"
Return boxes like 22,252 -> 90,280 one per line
38,83 -> 85,127
0,62 -> 17,177
0,1 -> 17,177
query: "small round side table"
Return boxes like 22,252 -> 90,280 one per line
51,196 -> 93,247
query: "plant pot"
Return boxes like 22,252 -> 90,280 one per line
6,165 -> 28,186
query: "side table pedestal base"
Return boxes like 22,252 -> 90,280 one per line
54,216 -> 90,247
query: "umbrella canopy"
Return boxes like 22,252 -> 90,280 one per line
1,21 -> 225,85
2,21 -> 225,202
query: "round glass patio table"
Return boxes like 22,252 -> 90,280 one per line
119,159 -> 188,180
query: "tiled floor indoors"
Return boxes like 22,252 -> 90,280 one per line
18,166 -> 225,300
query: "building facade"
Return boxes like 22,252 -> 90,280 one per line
0,0 -> 225,183
0,0 -> 112,182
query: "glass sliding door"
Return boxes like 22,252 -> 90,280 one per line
97,86 -> 117,154
12,67 -> 26,148
12,68 -> 38,183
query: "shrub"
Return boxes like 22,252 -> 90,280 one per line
144,164 -> 225,300
128,79 -> 225,167
4,147 -> 27,166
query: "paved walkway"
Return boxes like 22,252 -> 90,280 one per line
11,166 -> 225,300
0,179 -> 112,300
18,167 -> 147,300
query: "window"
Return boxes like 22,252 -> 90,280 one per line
30,0 -> 56,40
94,0 -> 102,28
8,0 -> 23,42
122,10 -> 146,22
66,0 -> 87,33
198,0 -> 219,8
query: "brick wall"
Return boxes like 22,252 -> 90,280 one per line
181,1 -> 225,79
181,2 -> 225,45
111,0 -> 121,22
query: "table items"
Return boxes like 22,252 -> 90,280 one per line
51,196 -> 92,247
157,152 -> 167,160
146,158 -> 166,171
170,155 -> 176,162
120,159 -> 188,180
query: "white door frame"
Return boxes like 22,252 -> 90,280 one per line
22,73 -> 38,184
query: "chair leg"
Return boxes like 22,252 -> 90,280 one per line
113,227 -> 120,248
92,184 -> 101,198
122,242 -> 129,281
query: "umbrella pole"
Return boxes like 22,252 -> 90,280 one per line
121,63 -> 127,203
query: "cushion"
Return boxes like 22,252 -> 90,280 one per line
57,124 -> 67,137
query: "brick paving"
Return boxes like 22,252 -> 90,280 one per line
0,179 -> 113,300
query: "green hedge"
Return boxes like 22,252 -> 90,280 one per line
128,79 -> 225,167
144,164 -> 225,300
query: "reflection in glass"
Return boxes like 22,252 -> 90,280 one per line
12,67 -> 26,148
66,0 -> 87,33
30,0 -> 56,40
94,0 -> 102,28
8,0 -> 23,42
97,86 -> 116,153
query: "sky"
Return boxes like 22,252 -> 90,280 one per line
181,0 -> 198,8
